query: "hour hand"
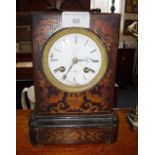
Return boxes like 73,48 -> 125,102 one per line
62,58 -> 79,80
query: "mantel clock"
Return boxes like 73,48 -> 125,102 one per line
30,12 -> 120,144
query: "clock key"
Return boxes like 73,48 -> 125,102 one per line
59,66 -> 65,72
83,67 -> 89,73
54,68 -> 59,73
92,59 -> 99,63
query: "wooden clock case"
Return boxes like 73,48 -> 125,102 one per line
29,12 -> 120,144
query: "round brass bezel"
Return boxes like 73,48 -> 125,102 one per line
42,28 -> 108,93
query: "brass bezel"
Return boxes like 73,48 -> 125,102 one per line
42,28 -> 108,93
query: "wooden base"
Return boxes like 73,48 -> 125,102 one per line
29,112 -> 118,144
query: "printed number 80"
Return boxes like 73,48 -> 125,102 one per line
72,18 -> 80,24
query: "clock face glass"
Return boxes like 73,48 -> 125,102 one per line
42,28 -> 108,92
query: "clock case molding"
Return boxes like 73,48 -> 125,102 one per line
29,12 -> 120,144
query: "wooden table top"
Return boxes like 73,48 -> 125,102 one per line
16,109 -> 138,155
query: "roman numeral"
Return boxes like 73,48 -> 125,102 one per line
50,58 -> 58,62
83,75 -> 87,80
73,77 -> 76,82
74,36 -> 77,43
89,49 -> 97,54
84,40 -> 88,46
54,48 -> 61,52
54,67 -> 59,73
62,39 -> 68,46
92,60 -> 99,63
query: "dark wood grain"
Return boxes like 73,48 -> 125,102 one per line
31,12 -> 120,114
30,12 -> 120,144
29,112 -> 118,144
17,109 -> 138,155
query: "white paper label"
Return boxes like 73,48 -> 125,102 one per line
62,12 -> 90,28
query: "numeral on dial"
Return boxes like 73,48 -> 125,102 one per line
62,39 -> 67,46
92,59 -> 99,63
84,40 -> 88,46
83,75 -> 87,80
73,77 -> 76,82
50,58 -> 58,62
74,36 -> 78,44
54,48 -> 61,52
59,66 -> 65,72
89,49 -> 96,54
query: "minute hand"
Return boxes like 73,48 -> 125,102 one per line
62,63 -> 74,80
62,58 -> 78,80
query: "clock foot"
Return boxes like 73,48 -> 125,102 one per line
29,112 -> 118,145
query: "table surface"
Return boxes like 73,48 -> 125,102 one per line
16,109 -> 138,155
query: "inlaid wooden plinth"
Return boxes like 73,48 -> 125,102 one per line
29,112 -> 118,144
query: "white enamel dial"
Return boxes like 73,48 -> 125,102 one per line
42,28 -> 108,93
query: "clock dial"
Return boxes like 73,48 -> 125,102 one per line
42,28 -> 108,92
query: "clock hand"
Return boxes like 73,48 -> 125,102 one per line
62,63 -> 74,80
62,57 -> 78,80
